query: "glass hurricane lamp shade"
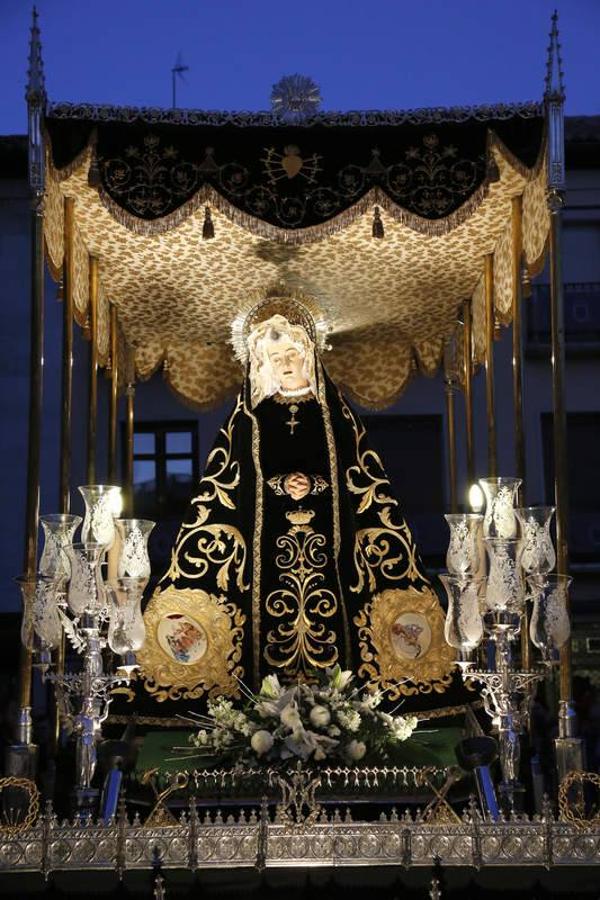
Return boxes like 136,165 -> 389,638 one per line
65,542 -> 107,616
528,574 -> 572,661
16,574 -> 62,653
439,574 -> 484,651
78,485 -> 122,549
115,519 -> 155,579
106,577 -> 147,655
515,506 -> 556,576
444,514 -> 484,578
39,514 -> 82,579
484,539 -> 525,612
479,477 -> 522,540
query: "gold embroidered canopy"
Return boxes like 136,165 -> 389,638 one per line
42,102 -> 550,409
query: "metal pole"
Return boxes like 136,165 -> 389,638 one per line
444,338 -> 458,512
544,10 -> 582,774
510,195 -> 532,671
59,197 -> 74,512
124,382 -> 135,516
511,196 -> 526,490
54,196 -> 75,750
86,257 -> 99,485
549,199 -> 571,685
12,9 -> 47,760
462,300 -> 475,489
108,305 -> 119,483
484,254 -> 497,478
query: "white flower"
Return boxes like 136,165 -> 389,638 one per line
336,707 -> 361,733
255,699 -> 280,719
357,691 -> 382,711
309,705 -> 331,728
326,664 -> 354,691
191,729 -> 211,748
387,714 -> 418,742
260,674 -> 283,699
280,702 -> 302,731
346,739 -> 366,761
251,729 -> 274,757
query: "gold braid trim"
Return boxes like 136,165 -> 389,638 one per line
318,362 -> 352,668
244,380 -> 264,688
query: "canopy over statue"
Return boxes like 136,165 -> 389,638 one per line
136,294 -> 456,709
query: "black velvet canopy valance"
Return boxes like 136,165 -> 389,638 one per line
45,102 -> 544,230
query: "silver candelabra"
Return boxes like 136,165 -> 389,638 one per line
18,486 -> 155,816
440,480 -> 571,813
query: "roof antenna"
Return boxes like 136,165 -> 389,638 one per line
171,51 -> 189,109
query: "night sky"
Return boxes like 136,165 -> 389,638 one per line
1,0 -> 599,134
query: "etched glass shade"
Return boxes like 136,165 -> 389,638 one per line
515,506 -> 556,576
115,519 -> 155,579
484,539 -> 525,612
479,477 -> 522,540
39,514 -> 82,580
65,542 -> 106,616
16,574 -> 62,652
528,574 -> 572,660
78,485 -> 121,550
444,514 -> 483,578
107,577 -> 147,655
439,574 -> 484,651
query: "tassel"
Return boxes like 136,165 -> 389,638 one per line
87,155 -> 101,188
372,206 -> 384,239
202,206 -> 215,240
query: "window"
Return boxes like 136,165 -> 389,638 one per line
541,412 -> 600,563
126,421 -> 199,520
361,414 -> 445,563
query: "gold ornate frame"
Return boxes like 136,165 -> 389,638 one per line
354,586 -> 456,699
137,585 -> 245,702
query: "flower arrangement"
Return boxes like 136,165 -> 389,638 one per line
180,667 -> 418,766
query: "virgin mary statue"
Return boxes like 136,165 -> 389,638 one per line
137,296 -> 455,709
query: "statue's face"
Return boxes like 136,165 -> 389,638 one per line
267,338 -> 309,392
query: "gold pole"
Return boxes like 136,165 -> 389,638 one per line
484,254 -> 497,478
511,196 -> 526,488
124,382 -> 135,516
18,194 -> 45,730
462,300 -> 475,489
511,195 -> 531,670
444,339 -> 458,512
548,195 -> 571,701
108,305 -> 119,483
86,256 -> 99,485
54,196 -> 75,749
59,197 -> 74,512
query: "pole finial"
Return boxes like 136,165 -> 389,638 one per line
544,9 -> 565,101
27,5 -> 46,105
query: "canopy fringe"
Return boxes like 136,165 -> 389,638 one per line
46,128 -> 546,244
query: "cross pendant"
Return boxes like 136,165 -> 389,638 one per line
286,404 -> 300,435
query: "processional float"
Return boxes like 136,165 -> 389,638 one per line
2,8 -> 599,888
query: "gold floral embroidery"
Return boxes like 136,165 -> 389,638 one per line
192,394 -> 242,509
138,586 -> 245,702
352,507 -> 423,593
341,398 -> 396,513
353,586 -> 455,699
340,396 -> 426,589
160,395 -> 249,592
165,504 -> 249,592
264,509 -> 338,677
